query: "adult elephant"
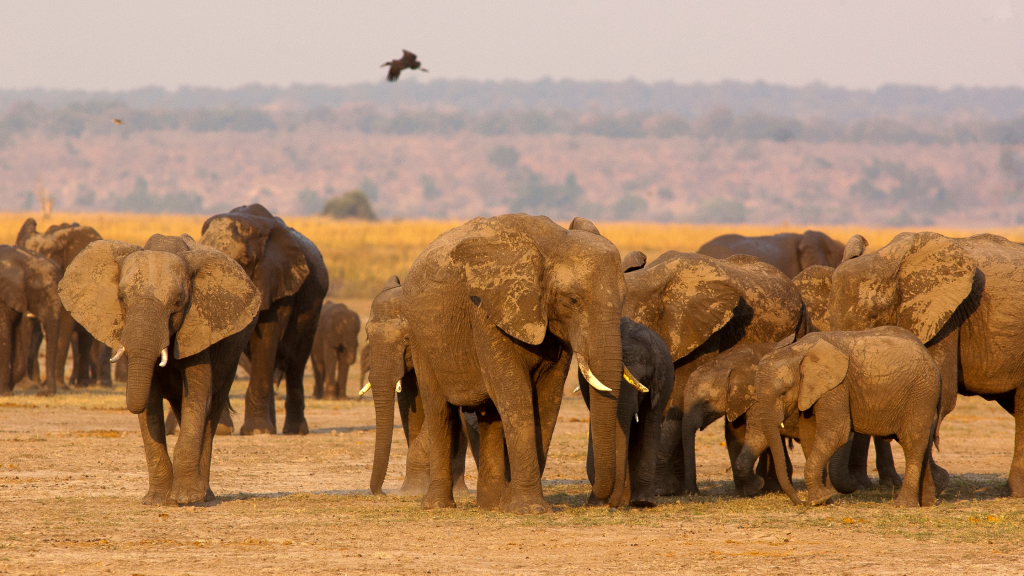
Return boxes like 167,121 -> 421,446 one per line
311,301 -> 361,400
59,234 -> 259,504
828,232 -> 1024,496
200,204 -> 329,435
0,246 -> 65,396
401,214 -> 627,513
15,219 -> 108,388
365,276 -> 475,496
622,251 -> 804,495
697,230 -> 847,278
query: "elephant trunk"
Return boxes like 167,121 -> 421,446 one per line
580,319 -> 624,504
679,411 -> 702,495
368,342 -> 407,495
122,302 -> 170,415
762,404 -> 802,505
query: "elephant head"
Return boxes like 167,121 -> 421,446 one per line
793,265 -> 834,331
199,204 -> 310,311
0,246 -> 65,394
366,275 -> 414,494
828,232 -> 977,343
753,336 -> 849,505
16,218 -> 102,269
798,230 -> 846,270
58,234 -> 260,414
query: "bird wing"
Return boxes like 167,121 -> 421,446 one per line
387,61 -> 403,81
401,50 -> 417,65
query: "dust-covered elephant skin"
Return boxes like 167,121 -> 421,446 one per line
400,214 -> 626,514
622,250 -> 805,496
828,232 -> 1024,497
751,328 -> 942,507
58,234 -> 260,505
0,246 -> 66,397
365,276 -> 475,497
200,204 -> 329,436
15,218 -> 109,389
311,301 -> 361,400
697,230 -> 846,279
580,317 -> 674,508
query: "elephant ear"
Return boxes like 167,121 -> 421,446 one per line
381,275 -> 401,291
797,339 -> 848,412
725,355 -> 759,422
895,234 -> 976,343
452,228 -> 547,346
793,265 -> 834,331
253,224 -> 310,311
842,235 -> 869,263
0,257 -> 28,313
621,250 -> 647,273
15,218 -> 37,248
58,240 -> 141,349
659,255 -> 742,361
569,217 -> 601,235
177,240 -> 261,359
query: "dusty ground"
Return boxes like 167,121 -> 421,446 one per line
2,370 -> 1023,575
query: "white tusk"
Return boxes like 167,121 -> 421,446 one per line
358,382 -> 371,396
572,385 -> 580,394
780,421 -> 785,429
623,366 -> 649,393
635,413 -> 639,423
578,356 -> 612,392
110,345 -> 125,363
25,312 -> 36,319
395,379 -> 402,393
159,348 -> 168,367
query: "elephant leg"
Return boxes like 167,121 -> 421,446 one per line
630,401 -> 661,507
1008,386 -> 1024,497
96,344 -> 113,388
165,409 -> 180,436
533,353 -> 570,475
311,352 -> 325,400
463,410 -> 481,469
0,314 -> 16,395
804,407 -> 851,506
452,413 -> 470,496
169,357 -> 214,505
241,313 -> 289,435
198,379 -> 232,503
401,428 -> 433,496
846,433 -> 873,489
335,354 -> 350,400
828,436 -> 860,495
421,395 -> 458,509
38,315 -> 63,397
139,383 -> 173,505
655,414 -> 685,496
474,405 -> 508,511
281,359 -> 309,435
76,330 -> 98,387
216,398 -> 234,435
491,380 -> 550,514
29,319 -> 44,385
10,315 -> 32,389
874,437 -> 903,487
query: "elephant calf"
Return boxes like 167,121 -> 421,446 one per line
581,317 -> 673,508
311,301 -> 361,400
59,234 -> 260,505
753,327 -> 942,507
697,230 -> 847,279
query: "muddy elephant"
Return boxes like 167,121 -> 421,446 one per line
16,218 -> 110,388
752,328 -> 941,507
59,234 -> 259,505
697,230 -> 847,279
622,250 -> 804,495
366,276 -> 477,496
311,301 -> 361,400
400,215 -> 627,513
580,317 -> 673,508
200,204 -> 329,435
828,232 -> 1024,496
0,246 -> 66,396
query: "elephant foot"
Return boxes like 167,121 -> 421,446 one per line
930,462 -> 950,496
35,385 -> 56,397
141,487 -> 171,506
655,478 -> 683,497
501,492 -> 550,514
399,474 -> 432,497
282,417 -> 309,435
215,423 -> 234,436
169,479 -> 210,505
99,379 -> 113,389
421,492 -> 457,510
807,487 -> 836,506
453,476 -> 469,496
240,419 -> 276,435
0,388 -> 11,397
736,476 -> 765,497
204,488 -> 217,503
629,490 -> 658,508
848,467 -> 873,490
587,492 -> 609,507
892,490 -> 922,508
165,412 -> 179,436
878,469 -> 903,488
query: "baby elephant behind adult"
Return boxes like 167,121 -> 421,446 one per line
580,317 -> 674,508
59,234 -> 260,505
698,230 -> 846,278
311,301 -> 361,400
753,327 -> 941,507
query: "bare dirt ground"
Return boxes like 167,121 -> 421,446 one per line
2,370 -> 1023,575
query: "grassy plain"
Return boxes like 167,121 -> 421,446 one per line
3,212 -> 1023,300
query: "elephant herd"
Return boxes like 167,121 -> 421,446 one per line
6,208 -> 1024,511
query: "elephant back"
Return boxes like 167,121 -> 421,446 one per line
717,254 -> 804,348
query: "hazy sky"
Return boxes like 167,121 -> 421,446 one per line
2,0 -> 1023,91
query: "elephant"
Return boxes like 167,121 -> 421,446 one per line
752,328 -> 941,507
400,214 -> 628,513
580,317 -> 673,508
358,341 -> 370,392
58,234 -> 260,505
200,204 -> 329,435
311,301 -> 361,400
697,230 -> 847,279
0,246 -> 66,397
828,232 -> 1024,496
16,218 -> 111,388
366,275 -> 477,496
621,250 -> 805,495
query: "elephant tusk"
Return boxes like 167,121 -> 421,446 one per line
395,379 -> 402,393
358,382 -> 371,396
780,421 -> 785,429
159,348 -> 168,367
623,366 -> 649,393
635,413 -> 639,423
578,356 -> 612,392
572,385 -> 580,394
110,345 -> 125,363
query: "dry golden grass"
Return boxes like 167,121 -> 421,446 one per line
3,212 -> 1023,299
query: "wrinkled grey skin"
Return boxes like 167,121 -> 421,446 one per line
401,214 -> 626,513
622,250 -> 805,496
828,232 -> 1024,497
312,301 -> 361,400
0,246 -> 65,397
15,219 -> 108,389
58,234 -> 260,505
698,230 -> 846,279
365,277 -> 475,496
580,317 -> 674,507
679,342 -> 794,496
752,328 -> 941,507
200,204 -> 329,436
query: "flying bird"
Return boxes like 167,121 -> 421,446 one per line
112,119 -> 123,125
382,50 -> 428,82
